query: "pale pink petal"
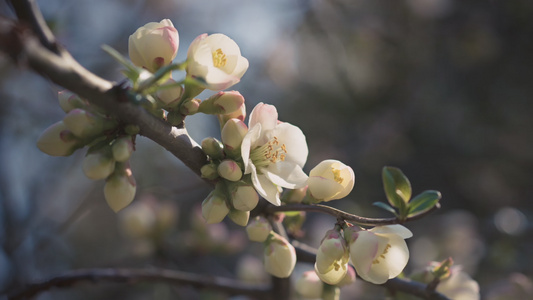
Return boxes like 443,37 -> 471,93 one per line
241,123 -> 261,174
249,103 -> 278,133
370,225 -> 413,239
263,161 -> 308,189
250,165 -> 281,206
307,176 -> 343,200
270,122 -> 308,168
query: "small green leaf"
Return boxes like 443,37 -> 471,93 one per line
407,190 -> 441,217
373,202 -> 398,215
382,166 -> 412,207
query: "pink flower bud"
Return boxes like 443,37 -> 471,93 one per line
198,91 -> 245,115
218,103 -> 246,127
112,136 -> 134,162
129,19 -> 179,73
82,148 -> 116,180
295,271 -> 324,299
63,109 -> 116,139
228,209 -> 250,226
201,191 -> 229,224
37,121 -> 82,156
104,164 -> 137,212
57,90 -> 87,113
263,232 -> 296,278
179,98 -> 201,115
156,79 -> 183,106
217,159 -> 242,182
221,118 -> 248,153
231,184 -> 259,211
200,163 -> 219,180
246,216 -> 272,242
315,229 -> 350,285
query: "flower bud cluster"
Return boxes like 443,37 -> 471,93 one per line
37,91 -> 138,212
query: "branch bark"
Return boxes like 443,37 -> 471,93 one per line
7,268 -> 270,300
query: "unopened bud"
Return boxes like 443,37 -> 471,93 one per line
112,136 -> 134,162
231,184 -> 259,211
221,119 -> 248,157
201,137 -> 224,159
295,271 -> 324,299
217,159 -> 242,182
179,98 -> 201,115
104,163 -> 136,212
82,148 -> 116,180
246,216 -> 272,242
228,209 -> 250,226
57,90 -> 87,113
37,121 -> 82,156
337,266 -> 356,287
201,190 -> 229,224
218,104 -> 246,127
63,109 -> 117,138
198,91 -> 245,115
263,232 -> 296,278
156,79 -> 183,106
200,163 -> 219,180
281,186 -> 308,204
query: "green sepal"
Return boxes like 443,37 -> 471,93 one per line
373,202 -> 398,216
407,190 -> 441,217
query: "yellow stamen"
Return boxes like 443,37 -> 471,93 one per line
332,167 -> 344,184
212,48 -> 227,68
372,244 -> 392,265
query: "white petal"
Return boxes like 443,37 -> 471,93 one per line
251,166 -> 281,206
362,259 -> 390,284
270,122 -> 308,168
315,262 -> 348,285
307,176 -> 343,200
232,56 -> 249,78
241,123 -> 261,174
203,67 -> 240,90
382,234 -> 409,278
349,231 -> 380,275
263,161 -> 308,189
249,103 -> 278,133
370,225 -> 413,239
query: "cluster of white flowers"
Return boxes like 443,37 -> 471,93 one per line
36,19 -> 480,299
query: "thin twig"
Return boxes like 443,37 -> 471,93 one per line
266,203 -> 439,226
7,268 -> 270,300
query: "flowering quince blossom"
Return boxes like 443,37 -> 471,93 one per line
263,232 -> 297,278
308,159 -> 355,202
129,19 -> 179,73
295,270 -> 324,299
186,33 -> 249,90
241,103 -> 309,206
345,224 -> 412,284
315,229 -> 350,285
436,266 -> 480,300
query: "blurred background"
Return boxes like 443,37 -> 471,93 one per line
1,0 -> 532,299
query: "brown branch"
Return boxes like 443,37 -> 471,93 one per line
7,268 -> 270,300
266,203 -> 439,226
293,242 -> 451,300
0,17 -> 208,178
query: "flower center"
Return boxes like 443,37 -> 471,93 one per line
331,167 -> 344,184
212,48 -> 227,68
372,243 -> 391,265
250,137 -> 288,169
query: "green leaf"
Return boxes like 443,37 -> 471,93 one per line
382,166 -> 412,208
373,202 -> 398,215
407,190 -> 441,217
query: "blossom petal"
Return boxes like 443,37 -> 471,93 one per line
370,225 -> 413,239
233,56 -> 249,79
250,165 -> 281,206
263,161 -> 308,189
382,234 -> 409,278
308,176 -> 344,200
241,123 -> 261,174
350,231 -> 380,275
270,122 -> 308,168
315,262 -> 348,285
249,103 -> 278,134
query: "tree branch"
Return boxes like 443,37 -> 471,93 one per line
0,16 -> 208,178
7,268 -> 270,300
266,203 -> 439,226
